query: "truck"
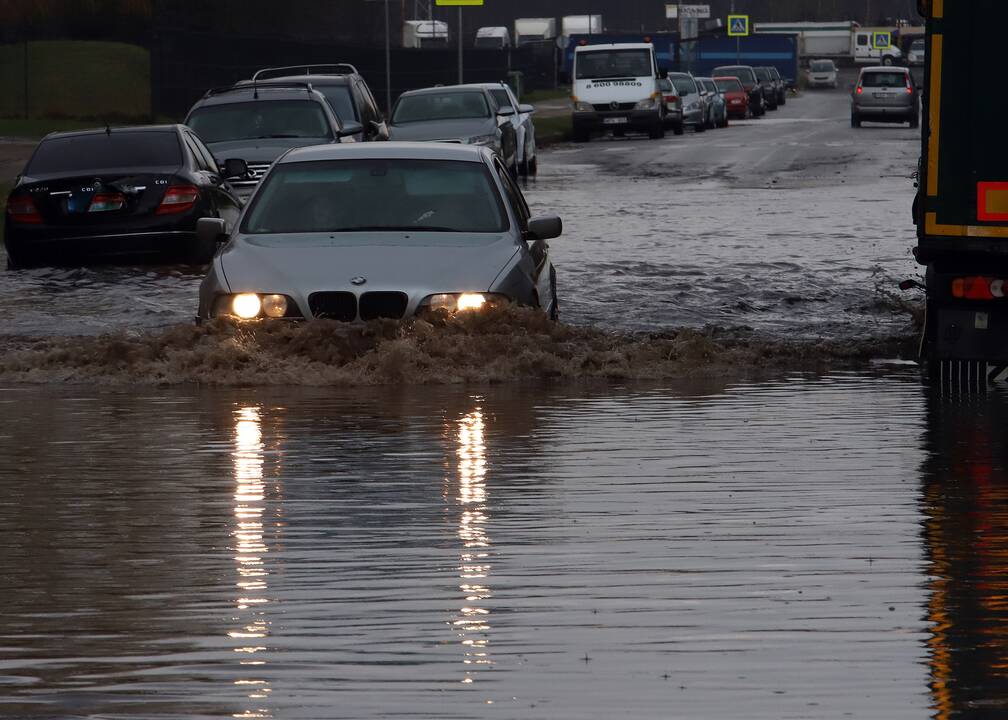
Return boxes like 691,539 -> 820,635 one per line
403,20 -> 449,49
475,26 -> 510,49
514,18 -> 556,46
755,21 -> 903,66
562,15 -> 603,37
912,0 -> 1008,387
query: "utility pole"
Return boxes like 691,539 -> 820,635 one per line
385,0 -> 392,116
457,6 -> 463,83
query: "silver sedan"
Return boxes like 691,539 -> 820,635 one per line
195,142 -> 561,322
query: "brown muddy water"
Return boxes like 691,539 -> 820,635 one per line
1,371 -> 1006,718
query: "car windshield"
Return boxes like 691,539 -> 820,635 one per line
861,72 -> 909,88
575,49 -> 652,80
714,67 -> 755,85
670,76 -> 697,95
810,61 -> 835,72
317,85 -> 358,123
715,78 -> 743,93
754,67 -> 771,81
489,89 -> 513,111
187,100 -> 333,143
26,132 -> 182,174
392,92 -> 490,123
243,159 -> 508,234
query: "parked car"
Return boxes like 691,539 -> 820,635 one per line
767,66 -> 787,105
712,65 -> 766,117
753,67 -> 779,110
4,125 -> 244,268
657,77 -> 685,135
714,76 -> 749,119
235,64 -> 389,143
907,38 -> 925,66
185,83 -> 354,202
667,73 -> 707,132
850,66 -> 920,128
473,82 -> 538,177
696,77 -> 728,129
196,142 -> 561,322
388,85 -> 518,176
806,59 -> 839,89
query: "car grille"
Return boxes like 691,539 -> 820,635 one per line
229,162 -> 273,197
308,292 -> 357,321
593,102 -> 636,111
359,292 -> 408,320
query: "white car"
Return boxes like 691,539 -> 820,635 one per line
474,82 -> 537,177
907,38 -> 925,66
807,59 -> 838,89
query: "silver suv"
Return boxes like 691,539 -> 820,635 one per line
850,66 -> 920,128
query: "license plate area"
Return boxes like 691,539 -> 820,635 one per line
603,117 -> 628,125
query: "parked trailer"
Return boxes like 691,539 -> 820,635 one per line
403,20 -> 449,49
755,21 -> 902,65
514,18 -> 556,46
562,15 -> 603,36
913,0 -> 1008,386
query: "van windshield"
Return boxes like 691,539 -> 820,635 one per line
576,49 -> 652,80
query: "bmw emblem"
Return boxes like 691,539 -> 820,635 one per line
351,276 -> 367,286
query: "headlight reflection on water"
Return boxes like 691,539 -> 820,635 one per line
231,406 -> 273,717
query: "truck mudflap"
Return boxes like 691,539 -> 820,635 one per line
931,360 -> 1008,393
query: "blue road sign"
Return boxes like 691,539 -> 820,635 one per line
728,15 -> 749,37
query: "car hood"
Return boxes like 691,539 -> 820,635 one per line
203,137 -> 333,163
389,118 -> 494,142
219,232 -> 520,296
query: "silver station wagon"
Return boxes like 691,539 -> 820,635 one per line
851,66 -> 920,128
196,142 -> 561,322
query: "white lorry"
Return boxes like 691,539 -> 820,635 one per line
571,42 -> 665,142
755,21 -> 903,65
475,26 -> 511,49
513,18 -> 556,46
403,20 -> 449,49
562,15 -> 603,36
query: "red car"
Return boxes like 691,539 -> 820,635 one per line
715,76 -> 750,119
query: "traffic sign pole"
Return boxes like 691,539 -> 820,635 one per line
458,6 -> 463,83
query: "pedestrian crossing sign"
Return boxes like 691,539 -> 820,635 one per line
872,31 -> 891,49
728,15 -> 749,37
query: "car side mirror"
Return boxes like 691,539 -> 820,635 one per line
527,215 -> 562,241
339,120 -> 364,137
197,217 -> 228,245
518,103 -> 535,114
223,158 -> 250,180
497,107 -> 516,116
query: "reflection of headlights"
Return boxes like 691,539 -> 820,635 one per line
419,292 -> 509,314
573,101 -> 594,112
634,97 -> 656,110
468,133 -> 497,146
214,293 -> 298,320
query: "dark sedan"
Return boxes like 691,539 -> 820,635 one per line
4,125 -> 244,269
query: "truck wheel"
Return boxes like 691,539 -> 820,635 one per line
673,122 -> 684,136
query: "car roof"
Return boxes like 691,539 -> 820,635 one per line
860,65 -> 910,73
41,124 -> 182,141
576,42 -> 653,51
194,86 -> 329,106
713,65 -> 754,70
398,85 -> 492,98
279,141 -> 493,164
235,75 -> 352,87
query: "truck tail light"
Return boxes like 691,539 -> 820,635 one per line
156,185 -> 199,215
951,276 -> 1005,301
6,194 -> 42,224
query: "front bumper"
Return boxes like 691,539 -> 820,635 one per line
573,109 -> 662,133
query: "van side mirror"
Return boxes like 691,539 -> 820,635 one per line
527,215 -> 562,241
223,158 -> 250,180
197,217 -> 229,245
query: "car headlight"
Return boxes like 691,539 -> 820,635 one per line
634,97 -> 656,110
468,133 -> 498,146
573,101 -> 594,112
418,292 -> 509,315
213,293 -> 300,320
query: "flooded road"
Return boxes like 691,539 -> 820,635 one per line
5,370 -> 995,719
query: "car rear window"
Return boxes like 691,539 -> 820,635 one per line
715,78 -> 743,93
393,92 -> 491,123
187,100 -> 333,143
713,67 -> 755,85
243,159 -> 508,234
26,131 -> 182,175
861,71 -> 909,88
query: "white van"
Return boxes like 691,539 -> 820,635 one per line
571,43 -> 665,142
